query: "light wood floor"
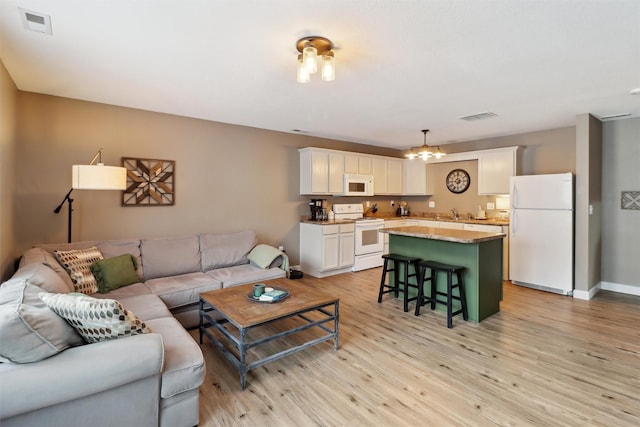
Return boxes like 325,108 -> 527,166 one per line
193,268 -> 640,426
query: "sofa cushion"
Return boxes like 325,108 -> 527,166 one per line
97,239 -> 144,280
145,272 -> 221,310
205,264 -> 287,288
141,235 -> 201,280
91,282 -> 151,300
144,317 -> 205,398
117,294 -> 172,321
0,282 -> 84,363
54,247 -> 104,294
19,247 -> 75,293
199,230 -> 256,271
10,263 -> 69,294
90,254 -> 140,293
39,293 -> 151,343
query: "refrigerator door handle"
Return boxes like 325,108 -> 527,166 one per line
511,210 -> 517,235
511,183 -> 517,209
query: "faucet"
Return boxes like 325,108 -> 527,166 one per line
450,208 -> 458,220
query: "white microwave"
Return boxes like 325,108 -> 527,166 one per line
341,173 -> 374,196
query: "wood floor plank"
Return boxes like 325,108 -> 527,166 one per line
194,268 -> 640,426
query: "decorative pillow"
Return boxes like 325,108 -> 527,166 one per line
90,254 -> 140,294
0,282 -> 84,363
54,247 -> 104,294
97,240 -> 144,281
39,293 -> 152,343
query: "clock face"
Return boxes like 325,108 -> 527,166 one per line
446,169 -> 471,194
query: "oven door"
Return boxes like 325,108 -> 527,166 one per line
355,222 -> 384,255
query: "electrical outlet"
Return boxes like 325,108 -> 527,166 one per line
278,245 -> 284,252
487,202 -> 495,210
391,200 -> 395,207
428,201 -> 435,208
366,201 -> 370,208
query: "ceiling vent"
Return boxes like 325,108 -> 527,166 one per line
19,8 -> 52,35
458,112 -> 498,121
600,113 -> 631,120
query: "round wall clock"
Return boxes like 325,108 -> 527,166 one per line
446,169 -> 471,194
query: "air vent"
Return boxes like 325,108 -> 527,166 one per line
19,8 -> 52,35
600,113 -> 631,120
458,112 -> 498,121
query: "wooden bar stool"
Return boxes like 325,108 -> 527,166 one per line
378,254 -> 420,312
415,260 -> 468,328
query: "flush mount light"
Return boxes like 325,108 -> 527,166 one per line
405,130 -> 446,161
296,36 -> 335,83
630,88 -> 640,95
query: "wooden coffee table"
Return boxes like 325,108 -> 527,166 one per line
199,278 -> 339,389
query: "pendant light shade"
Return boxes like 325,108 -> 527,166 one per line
321,52 -> 335,81
297,54 -> 310,83
302,43 -> 318,74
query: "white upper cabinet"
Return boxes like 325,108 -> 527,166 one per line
403,159 -> 429,195
372,157 -> 403,195
299,148 -> 345,195
344,154 -> 373,175
477,147 -> 521,195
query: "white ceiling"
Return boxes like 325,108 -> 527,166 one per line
1,0 -> 639,150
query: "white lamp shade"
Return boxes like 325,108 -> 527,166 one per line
321,54 -> 335,81
495,195 -> 511,210
302,44 -> 318,74
72,165 -> 127,190
297,56 -> 310,83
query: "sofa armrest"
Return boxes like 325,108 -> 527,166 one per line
0,333 -> 164,419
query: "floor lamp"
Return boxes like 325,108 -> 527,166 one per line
54,148 -> 127,243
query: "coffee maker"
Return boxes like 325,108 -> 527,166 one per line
309,199 -> 327,221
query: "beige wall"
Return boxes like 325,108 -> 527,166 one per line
0,60 -> 17,280
9,89 -> 578,269
13,92 -> 399,265
602,117 -> 640,289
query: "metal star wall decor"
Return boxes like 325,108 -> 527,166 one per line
621,191 -> 640,210
121,157 -> 175,206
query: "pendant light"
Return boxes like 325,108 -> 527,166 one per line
405,129 -> 446,161
296,36 -> 335,83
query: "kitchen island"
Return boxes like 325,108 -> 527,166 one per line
380,226 -> 505,323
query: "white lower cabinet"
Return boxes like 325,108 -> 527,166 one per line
416,220 -> 440,228
463,223 -> 509,280
439,221 -> 465,230
300,222 -> 355,278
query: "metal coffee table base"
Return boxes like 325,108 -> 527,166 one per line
199,299 -> 339,390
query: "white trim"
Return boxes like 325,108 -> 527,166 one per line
601,281 -> 640,297
573,283 -> 601,300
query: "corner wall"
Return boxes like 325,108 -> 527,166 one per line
601,117 -> 640,293
0,59 -> 17,281
574,113 -> 602,298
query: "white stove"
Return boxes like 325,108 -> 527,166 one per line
332,204 -> 385,271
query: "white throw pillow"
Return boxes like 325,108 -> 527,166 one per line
39,292 -> 151,343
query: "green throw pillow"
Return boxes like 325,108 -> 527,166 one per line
90,254 -> 140,294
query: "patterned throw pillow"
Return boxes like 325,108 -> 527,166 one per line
39,292 -> 152,343
54,247 -> 104,294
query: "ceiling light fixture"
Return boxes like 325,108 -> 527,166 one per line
405,130 -> 445,161
296,36 -> 335,83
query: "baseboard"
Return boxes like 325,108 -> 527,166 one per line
601,281 -> 640,297
573,283 -> 601,300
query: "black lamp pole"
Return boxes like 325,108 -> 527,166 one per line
53,188 -> 74,243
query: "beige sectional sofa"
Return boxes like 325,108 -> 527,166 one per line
0,230 -> 288,427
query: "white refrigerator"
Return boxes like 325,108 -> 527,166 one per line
509,173 -> 574,295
